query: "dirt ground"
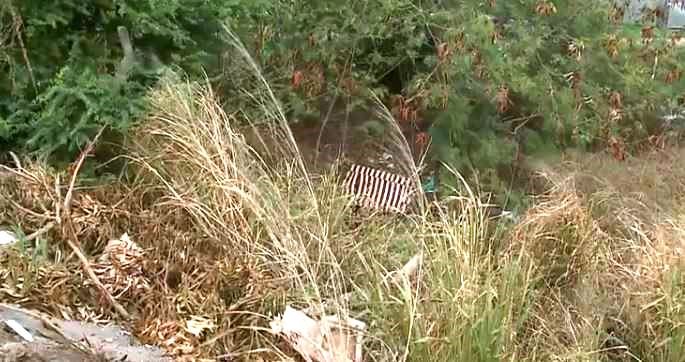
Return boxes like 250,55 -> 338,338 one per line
244,97 -> 426,177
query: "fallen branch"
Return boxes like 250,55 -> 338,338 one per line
26,221 -> 55,242
60,127 -> 131,321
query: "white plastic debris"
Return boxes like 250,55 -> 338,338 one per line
185,316 -> 216,337
0,230 -> 18,246
269,305 -> 367,362
4,319 -> 34,342
387,253 -> 424,286
499,210 -> 516,221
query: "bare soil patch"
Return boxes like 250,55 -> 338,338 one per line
243,99 -> 424,177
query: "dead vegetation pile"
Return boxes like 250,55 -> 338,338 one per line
0,59 -> 390,360
0,154 -> 270,359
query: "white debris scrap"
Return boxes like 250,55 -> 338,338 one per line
4,319 -> 34,342
0,230 -> 18,246
185,315 -> 216,337
389,253 -> 423,285
269,305 -> 367,362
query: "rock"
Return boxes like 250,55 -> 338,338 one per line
0,304 -> 172,362
0,340 -> 99,362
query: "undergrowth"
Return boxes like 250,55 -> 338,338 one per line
0,27 -> 684,362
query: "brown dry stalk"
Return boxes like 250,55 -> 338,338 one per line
7,4 -> 37,93
61,126 -> 131,321
25,221 -> 55,241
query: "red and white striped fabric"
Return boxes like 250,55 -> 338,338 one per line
342,164 -> 415,213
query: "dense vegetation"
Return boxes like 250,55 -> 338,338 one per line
2,0 -> 684,203
1,1 -> 685,361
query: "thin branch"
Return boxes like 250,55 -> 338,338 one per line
8,4 -> 37,94
25,221 -> 55,242
61,126 -> 131,321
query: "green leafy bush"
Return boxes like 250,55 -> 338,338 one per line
229,0 -> 684,204
0,0 -> 237,160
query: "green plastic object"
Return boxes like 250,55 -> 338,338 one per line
422,175 -> 437,193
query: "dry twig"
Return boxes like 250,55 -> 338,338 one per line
60,126 -> 131,321
7,4 -> 37,93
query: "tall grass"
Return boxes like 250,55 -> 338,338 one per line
122,26 -> 685,362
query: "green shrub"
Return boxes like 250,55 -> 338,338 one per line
2,0 -> 684,201
214,0 -> 683,202
0,0 -> 244,160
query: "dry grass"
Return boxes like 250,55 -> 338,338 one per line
0,27 -> 684,362
508,149 -> 685,362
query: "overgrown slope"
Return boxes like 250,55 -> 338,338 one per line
1,63 -> 683,360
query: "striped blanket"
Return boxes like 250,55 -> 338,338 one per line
342,164 -> 416,213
